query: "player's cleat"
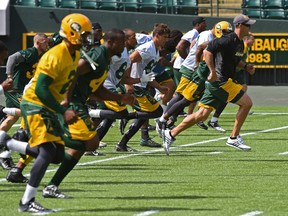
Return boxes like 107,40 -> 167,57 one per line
226,135 -> 251,151
140,138 -> 161,147
99,141 -> 107,148
0,157 -> 14,170
119,119 -> 129,135
196,121 -> 208,130
166,119 -> 176,130
19,198 -> 54,213
42,185 -> 72,199
0,130 -> 11,151
6,167 -> 28,183
156,120 -> 166,138
208,120 -> 226,133
162,129 -> 176,156
115,144 -> 137,152
84,150 -> 105,156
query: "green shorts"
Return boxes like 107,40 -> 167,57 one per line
20,99 -> 64,147
133,86 -> 160,112
199,79 -> 245,110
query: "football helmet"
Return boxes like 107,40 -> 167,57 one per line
59,13 -> 93,46
214,21 -> 233,38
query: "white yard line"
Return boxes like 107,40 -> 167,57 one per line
134,210 -> 159,216
240,210 -> 263,216
1,125 -> 288,183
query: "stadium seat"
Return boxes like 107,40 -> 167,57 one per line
121,0 -> 140,12
80,0 -> 99,9
139,0 -> 158,13
39,0 -> 58,7
283,0 -> 288,9
263,9 -> 286,19
262,0 -> 284,8
98,0 -> 121,11
139,0 -> 166,13
17,0 -> 39,6
10,0 -> 19,5
58,0 -> 78,8
242,0 -> 261,8
158,0 -> 170,13
243,9 -> 263,18
173,0 -> 198,15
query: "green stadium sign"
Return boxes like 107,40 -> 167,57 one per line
249,33 -> 288,68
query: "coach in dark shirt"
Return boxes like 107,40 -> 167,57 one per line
163,14 -> 256,153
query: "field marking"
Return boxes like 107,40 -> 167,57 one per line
278,152 -> 288,155
240,210 -> 263,216
207,151 -> 224,155
134,210 -> 159,216
223,112 -> 288,115
1,125 -> 288,183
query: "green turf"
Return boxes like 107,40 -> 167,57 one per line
1,106 -> 288,215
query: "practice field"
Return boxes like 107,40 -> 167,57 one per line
0,87 -> 287,215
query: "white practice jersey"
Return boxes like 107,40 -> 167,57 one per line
104,47 -> 131,90
136,33 -> 152,45
131,40 -> 159,88
182,30 -> 213,70
173,28 -> 199,69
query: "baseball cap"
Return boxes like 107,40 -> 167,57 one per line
233,14 -> 256,25
192,17 -> 206,26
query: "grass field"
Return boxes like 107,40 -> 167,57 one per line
0,105 -> 288,215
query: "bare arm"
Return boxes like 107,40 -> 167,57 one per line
203,49 -> 217,82
195,41 -> 209,65
89,84 -> 135,106
238,60 -> 255,75
176,39 -> 190,59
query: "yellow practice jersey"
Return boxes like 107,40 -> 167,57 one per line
23,41 -> 79,110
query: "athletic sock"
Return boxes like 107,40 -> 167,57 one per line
210,117 -> 218,123
21,184 -> 37,204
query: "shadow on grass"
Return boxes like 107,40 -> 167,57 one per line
79,180 -> 173,185
62,206 -> 220,213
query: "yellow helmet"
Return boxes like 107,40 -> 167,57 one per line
214,21 -> 233,38
59,13 -> 93,45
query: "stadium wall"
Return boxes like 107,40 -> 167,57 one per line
0,6 -> 288,85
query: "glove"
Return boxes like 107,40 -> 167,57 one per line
140,71 -> 155,83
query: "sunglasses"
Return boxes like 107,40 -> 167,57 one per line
241,23 -> 251,28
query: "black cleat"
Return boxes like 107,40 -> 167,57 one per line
0,157 -> 14,170
140,138 -> 161,147
115,144 -> 137,152
42,185 -> 72,199
19,198 -> 54,213
84,150 -> 105,156
196,121 -> 208,130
